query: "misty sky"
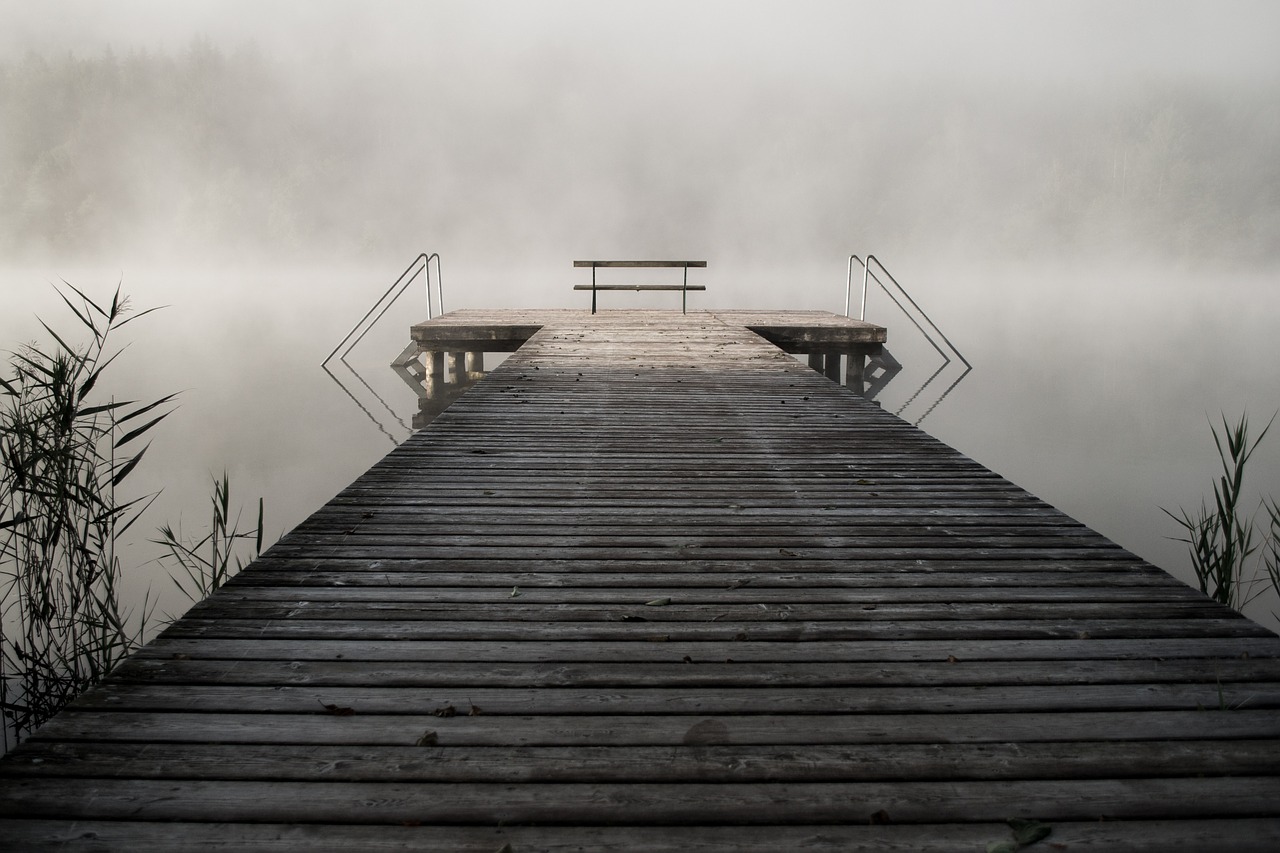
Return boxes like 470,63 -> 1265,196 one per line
3,1 -> 1279,267
6,1 -> 1279,84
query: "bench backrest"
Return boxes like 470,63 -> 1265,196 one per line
574,261 -> 707,314
573,261 -> 707,269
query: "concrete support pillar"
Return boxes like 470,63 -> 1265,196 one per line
824,353 -> 842,383
424,350 -> 445,395
447,352 -> 465,384
846,350 -> 866,395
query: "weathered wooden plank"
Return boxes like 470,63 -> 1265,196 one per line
158,616 -> 1272,641
7,819 -> 1278,853
229,565 -> 1175,585
29,710 -> 1280,746
109,657 -> 1280,690
8,740 -> 1279,783
66,681 -> 1280,714
258,545 -> 1148,562
230,557 -> 1172,578
272,531 -> 1126,550
182,600 -> 1228,624
134,636 -> 1280,663
198,584 -> 1206,605
4,777 -> 1279,824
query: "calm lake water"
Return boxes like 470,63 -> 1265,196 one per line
3,257 -> 1278,632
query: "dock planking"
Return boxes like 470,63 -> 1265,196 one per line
2,309 -> 1279,851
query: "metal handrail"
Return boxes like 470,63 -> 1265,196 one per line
322,253 -> 442,366
847,254 -> 970,369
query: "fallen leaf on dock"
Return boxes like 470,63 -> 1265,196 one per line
318,701 -> 355,717
433,704 -> 457,718
1008,818 -> 1052,846
645,597 -> 671,606
414,730 -> 438,746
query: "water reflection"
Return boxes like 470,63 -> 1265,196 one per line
391,348 -> 485,429
321,360 -> 408,446
894,357 -> 972,427
815,343 -> 969,428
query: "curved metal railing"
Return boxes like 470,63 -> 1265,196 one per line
847,254 -> 970,369
322,252 -> 442,366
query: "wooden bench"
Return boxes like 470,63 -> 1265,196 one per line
573,260 -> 707,314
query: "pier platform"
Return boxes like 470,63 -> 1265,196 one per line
2,310 -> 1279,851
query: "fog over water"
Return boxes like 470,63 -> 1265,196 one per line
2,1 -> 1278,628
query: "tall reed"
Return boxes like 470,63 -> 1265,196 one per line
0,283 -> 173,748
155,471 -> 263,605
1264,497 -> 1280,615
1164,413 -> 1275,611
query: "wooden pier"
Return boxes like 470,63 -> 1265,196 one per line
2,309 -> 1279,851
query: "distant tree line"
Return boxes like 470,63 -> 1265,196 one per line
2,42 -> 1278,265
0,41 -> 372,262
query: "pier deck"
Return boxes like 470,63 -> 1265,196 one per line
3,310 -> 1279,851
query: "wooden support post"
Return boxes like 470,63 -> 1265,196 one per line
807,353 -> 824,372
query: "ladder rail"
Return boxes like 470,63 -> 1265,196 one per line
322,252 -> 442,366
847,254 -> 970,369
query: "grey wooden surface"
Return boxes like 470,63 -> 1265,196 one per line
2,310 -> 1278,851
410,308 -> 887,353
